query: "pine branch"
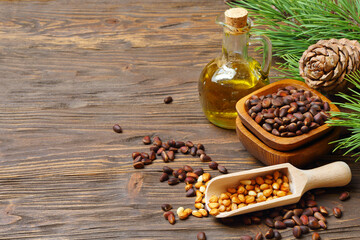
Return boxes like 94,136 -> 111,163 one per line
228,0 -> 360,79
327,71 -> 360,161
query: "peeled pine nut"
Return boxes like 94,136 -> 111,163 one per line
240,180 -> 252,185
192,210 -> 203,218
199,209 -> 208,217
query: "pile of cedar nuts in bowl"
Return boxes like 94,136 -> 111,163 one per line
128,135 -> 350,240
245,86 -> 330,137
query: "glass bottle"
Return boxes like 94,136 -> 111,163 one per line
198,9 -> 272,129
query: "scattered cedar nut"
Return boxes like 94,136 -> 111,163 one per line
293,226 -> 302,238
265,228 -> 274,239
197,232 -> 206,240
153,137 -> 162,147
218,165 -> 228,174
167,212 -> 176,224
339,191 -> 350,201
162,142 -> 170,150
133,161 -> 144,169
196,149 -> 205,156
142,136 -> 151,144
168,178 -> 179,185
333,207 -> 342,218
140,152 -> 149,159
180,146 -> 189,154
312,232 -> 320,240
283,210 -> 294,219
308,217 -> 320,229
167,140 -> 176,147
132,152 -> 141,159
274,220 -> 286,229
273,230 -> 281,240
186,172 -> 199,179
186,188 -> 196,197
150,145 -> 159,152
133,155 -> 142,163
185,177 -> 196,184
300,215 -> 308,225
318,219 -> 327,229
160,173 -> 169,182
142,158 -> 152,165
112,124 -> 122,133
156,147 -> 165,156
197,143 -> 205,150
175,141 -> 185,148
163,166 -> 173,175
169,147 -> 178,152
178,172 -> 186,182
164,96 -> 173,104
314,212 -> 326,222
163,211 -> 173,220
255,232 -> 264,240
264,217 -> 274,228
300,225 -> 310,234
161,204 -> 172,212
292,215 -> 302,226
185,141 -> 194,148
303,207 -> 314,216
293,208 -> 303,216
208,161 -> 218,170
319,206 -> 328,215
312,206 -> 320,212
183,165 -> 193,172
283,219 -> 295,227
173,168 -> 184,178
168,151 -> 175,161
200,154 -> 211,162
190,147 -> 197,156
161,151 -> 169,162
149,151 -> 156,160
193,168 -> 204,176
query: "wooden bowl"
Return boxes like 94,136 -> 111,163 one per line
236,79 -> 340,151
236,117 -> 341,167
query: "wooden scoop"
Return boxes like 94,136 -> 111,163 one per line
204,161 -> 351,218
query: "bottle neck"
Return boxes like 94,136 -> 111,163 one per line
222,30 -> 248,60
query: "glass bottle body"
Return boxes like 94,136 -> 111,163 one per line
198,20 -> 271,129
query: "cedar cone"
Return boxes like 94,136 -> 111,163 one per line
299,38 -> 360,93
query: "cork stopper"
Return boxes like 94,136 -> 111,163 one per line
225,8 -> 248,28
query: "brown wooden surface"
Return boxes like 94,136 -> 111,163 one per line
0,0 -> 359,239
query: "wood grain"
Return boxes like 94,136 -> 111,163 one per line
0,0 -> 359,239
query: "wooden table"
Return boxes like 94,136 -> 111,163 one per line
0,0 -> 359,239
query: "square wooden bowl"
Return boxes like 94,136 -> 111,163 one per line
236,117 -> 341,167
236,79 -> 340,151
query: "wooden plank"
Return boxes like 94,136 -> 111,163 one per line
0,0 -> 358,239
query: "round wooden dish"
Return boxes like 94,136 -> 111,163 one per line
236,117 -> 341,167
236,79 -> 340,151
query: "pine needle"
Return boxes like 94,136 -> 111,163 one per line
327,71 -> 360,161
228,0 -> 360,79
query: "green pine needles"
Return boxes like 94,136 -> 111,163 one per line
327,71 -> 360,161
228,0 -> 360,79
